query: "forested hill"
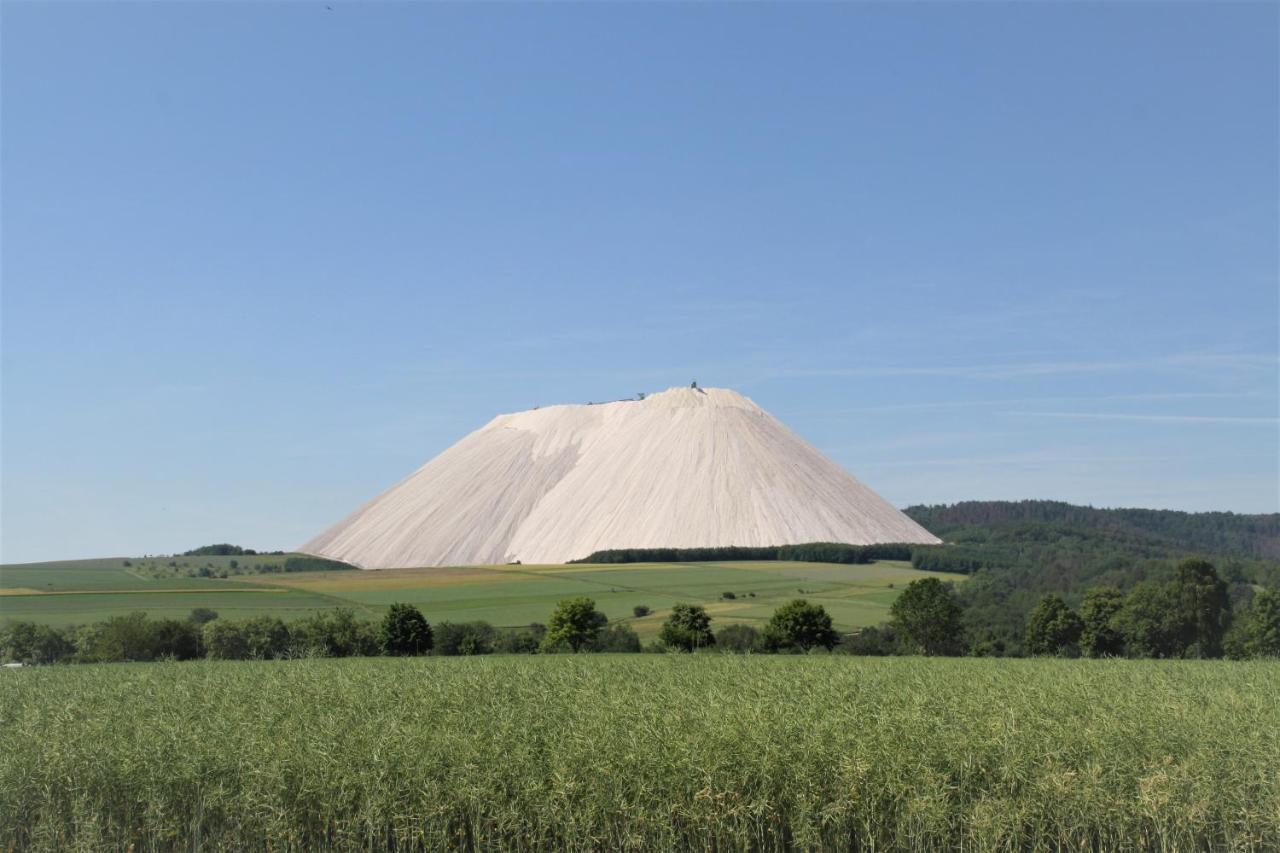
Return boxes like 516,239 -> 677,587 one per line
905,500 -> 1280,559
897,500 -> 1280,655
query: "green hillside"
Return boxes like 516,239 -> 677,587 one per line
0,556 -> 962,636
901,501 -> 1280,654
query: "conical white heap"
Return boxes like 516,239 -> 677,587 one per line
302,387 -> 941,568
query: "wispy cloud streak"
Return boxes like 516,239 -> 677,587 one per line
1001,411 -> 1279,425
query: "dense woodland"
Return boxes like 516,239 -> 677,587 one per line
901,500 -> 1280,655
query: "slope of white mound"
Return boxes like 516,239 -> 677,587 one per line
302,387 -> 940,568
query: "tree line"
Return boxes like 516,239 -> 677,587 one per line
851,558 -> 1280,659
0,597 -> 848,665
572,542 -> 915,564
6,558 -> 1277,665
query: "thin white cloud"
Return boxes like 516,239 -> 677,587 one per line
1001,411 -> 1279,425
761,351 -> 1278,382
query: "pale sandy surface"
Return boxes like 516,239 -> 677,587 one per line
302,387 -> 941,568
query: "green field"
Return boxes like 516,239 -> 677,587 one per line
1,557 -> 964,637
3,656 -> 1276,851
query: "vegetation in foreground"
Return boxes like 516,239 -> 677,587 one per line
2,656 -> 1277,851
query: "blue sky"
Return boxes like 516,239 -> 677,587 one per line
2,2 -> 1277,562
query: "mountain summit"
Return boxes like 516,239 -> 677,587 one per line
302,387 -> 940,568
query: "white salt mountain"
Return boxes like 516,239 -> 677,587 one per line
302,386 -> 941,568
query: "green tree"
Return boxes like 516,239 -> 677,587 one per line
542,597 -> 607,652
658,603 -> 715,652
0,622 -> 74,665
203,620 -> 249,659
889,578 -> 963,655
1079,587 -> 1126,657
381,603 -> 433,656
762,599 -> 839,652
150,619 -> 200,660
1112,581 -> 1181,658
78,612 -> 159,662
1023,594 -> 1084,656
1227,588 -> 1280,658
240,617 -> 292,659
292,609 -> 377,657
1170,558 -> 1231,658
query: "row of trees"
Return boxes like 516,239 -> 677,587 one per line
5,559 -> 1276,664
572,543 -> 914,565
864,559 -> 1280,659
0,597 -> 845,665
1023,561 -> 1280,659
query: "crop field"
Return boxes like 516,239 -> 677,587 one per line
2,656 -> 1277,851
1,558 -> 963,637
0,557 -> 348,626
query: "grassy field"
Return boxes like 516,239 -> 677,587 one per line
1,558 -> 963,637
2,656 -> 1276,851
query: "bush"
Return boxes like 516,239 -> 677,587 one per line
714,624 -> 760,653
839,625 -> 898,656
435,622 -> 497,656
594,624 -> 641,653
496,624 -> 546,654
632,605 -> 651,618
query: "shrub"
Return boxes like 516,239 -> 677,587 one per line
435,622 -> 497,656
496,624 -> 546,654
839,625 -> 898,656
632,605 -> 651,618
714,624 -> 760,653
594,624 -> 641,653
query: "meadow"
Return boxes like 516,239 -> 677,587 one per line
0,558 -> 963,638
2,656 -> 1276,851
